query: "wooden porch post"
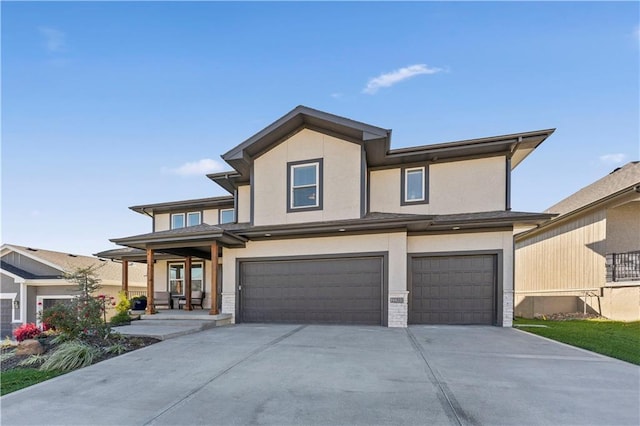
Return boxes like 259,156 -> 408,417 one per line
209,242 -> 219,315
146,248 -> 154,315
122,259 -> 129,294
184,256 -> 192,311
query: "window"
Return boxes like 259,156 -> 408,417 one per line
288,159 -> 323,211
220,209 -> 235,224
171,212 -> 201,229
187,212 -> 201,227
171,213 -> 185,229
169,263 -> 204,295
402,166 -> 428,205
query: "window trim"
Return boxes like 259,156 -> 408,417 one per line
186,211 -> 202,227
168,262 -> 205,296
287,158 -> 323,212
219,208 -> 235,224
171,211 -> 202,229
171,213 -> 185,229
401,165 -> 429,206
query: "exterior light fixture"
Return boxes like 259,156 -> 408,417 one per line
13,300 -> 19,309
452,226 -> 461,230
338,228 -> 346,232
264,233 -> 271,237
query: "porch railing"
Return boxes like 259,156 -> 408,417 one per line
606,251 -> 640,282
126,290 -> 148,299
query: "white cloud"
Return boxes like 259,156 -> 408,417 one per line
599,153 -> 626,165
330,92 -> 343,99
363,64 -> 443,94
164,158 -> 225,176
38,27 -> 66,53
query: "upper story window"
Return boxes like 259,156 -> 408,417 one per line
288,159 -> 323,212
171,212 -> 201,229
402,166 -> 428,205
219,208 -> 235,224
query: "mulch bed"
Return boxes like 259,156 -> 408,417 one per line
1,334 -> 160,372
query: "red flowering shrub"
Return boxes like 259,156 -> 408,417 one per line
13,323 -> 43,342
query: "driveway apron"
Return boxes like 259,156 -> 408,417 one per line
1,325 -> 638,426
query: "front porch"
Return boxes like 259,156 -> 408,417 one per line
96,226 -> 247,318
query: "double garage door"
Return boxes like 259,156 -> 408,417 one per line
410,254 -> 497,325
240,256 -> 384,325
238,253 -> 497,326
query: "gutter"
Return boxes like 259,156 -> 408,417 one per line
515,184 -> 640,241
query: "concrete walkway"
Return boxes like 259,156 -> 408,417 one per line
112,312 -> 232,340
1,325 -> 638,425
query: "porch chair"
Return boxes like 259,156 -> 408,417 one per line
153,291 -> 172,310
178,290 -> 205,310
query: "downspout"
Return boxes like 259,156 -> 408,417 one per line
141,207 -> 155,232
505,136 -> 522,211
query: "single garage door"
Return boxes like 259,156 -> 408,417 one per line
410,254 -> 496,325
1,299 -> 14,339
240,256 -> 383,325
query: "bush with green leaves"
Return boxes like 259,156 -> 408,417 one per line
40,304 -> 78,336
109,311 -> 131,326
40,340 -> 100,372
115,290 -> 130,314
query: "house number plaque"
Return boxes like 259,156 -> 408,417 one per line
389,297 -> 404,303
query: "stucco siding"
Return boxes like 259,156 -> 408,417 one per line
203,209 -> 220,225
253,128 -> 361,226
516,210 -> 606,293
606,201 -> 640,254
237,185 -> 250,223
155,213 -> 170,232
369,157 -> 506,215
430,157 -> 506,214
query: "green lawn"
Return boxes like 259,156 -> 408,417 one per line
1,369 -> 66,396
514,318 -> 640,365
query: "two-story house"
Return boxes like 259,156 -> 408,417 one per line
97,106 -> 555,327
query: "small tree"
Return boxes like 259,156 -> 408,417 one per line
63,265 -> 112,339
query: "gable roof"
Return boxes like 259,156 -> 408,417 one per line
0,244 -> 146,284
545,161 -> 640,216
211,105 -> 555,193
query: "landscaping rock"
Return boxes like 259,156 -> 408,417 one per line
16,339 -> 44,355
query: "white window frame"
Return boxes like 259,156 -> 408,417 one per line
169,262 -> 204,296
36,295 -> 75,327
171,213 -> 185,229
187,211 -> 201,227
219,209 -> 235,224
290,162 -> 320,209
404,166 -> 426,202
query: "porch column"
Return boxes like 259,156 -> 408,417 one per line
184,256 -> 192,311
209,242 -> 219,315
146,248 -> 154,315
122,259 -> 129,294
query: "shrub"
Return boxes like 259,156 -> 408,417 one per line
109,311 -> 131,326
115,291 -> 130,315
13,323 -> 43,342
40,340 -> 100,372
41,304 -> 78,336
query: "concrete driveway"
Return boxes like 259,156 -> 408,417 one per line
1,325 -> 638,425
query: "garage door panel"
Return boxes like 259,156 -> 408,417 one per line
241,257 -> 383,325
410,254 -> 496,325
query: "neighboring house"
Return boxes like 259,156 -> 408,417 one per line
515,161 -> 640,321
97,106 -> 555,327
0,244 -> 146,338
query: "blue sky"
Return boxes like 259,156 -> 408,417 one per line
2,1 -> 639,255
